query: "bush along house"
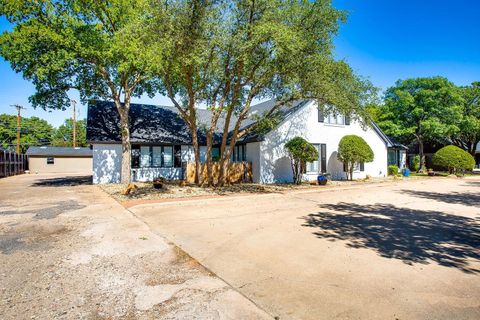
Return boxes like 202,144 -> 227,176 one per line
86,100 -> 399,184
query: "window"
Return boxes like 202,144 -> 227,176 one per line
344,162 -> 365,172
163,146 -> 173,167
211,147 -> 220,160
133,145 -> 181,168
46,157 -> 54,164
326,113 -> 345,125
140,146 -> 151,167
232,145 -> 246,162
306,144 -> 327,173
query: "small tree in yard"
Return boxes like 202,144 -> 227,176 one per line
285,137 -> 318,185
432,145 -> 475,174
337,135 -> 374,180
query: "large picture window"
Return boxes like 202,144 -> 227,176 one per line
133,145 -> 180,168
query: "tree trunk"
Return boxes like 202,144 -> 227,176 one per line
205,131 -> 214,186
117,101 -> 131,184
191,128 -> 201,185
417,137 -> 425,172
349,163 -> 354,181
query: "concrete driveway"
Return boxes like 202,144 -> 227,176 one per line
132,178 -> 480,320
0,173 -> 270,319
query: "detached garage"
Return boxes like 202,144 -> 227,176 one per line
26,146 -> 92,174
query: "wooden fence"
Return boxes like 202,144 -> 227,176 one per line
0,150 -> 28,178
186,161 -> 253,184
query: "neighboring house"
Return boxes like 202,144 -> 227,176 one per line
87,100 -> 395,184
26,146 -> 93,174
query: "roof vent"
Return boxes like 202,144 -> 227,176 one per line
40,146 -> 47,149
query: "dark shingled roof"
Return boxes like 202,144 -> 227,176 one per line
87,100 -> 307,145
26,146 -> 92,157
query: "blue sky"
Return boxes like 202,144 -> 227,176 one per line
0,0 -> 479,127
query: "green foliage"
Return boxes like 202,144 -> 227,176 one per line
147,0 -> 377,186
411,155 -> 420,171
337,135 -> 374,180
432,145 -> 475,173
388,165 -> 399,176
51,118 -> 87,147
0,114 -> 53,153
285,137 -> 318,184
378,77 -> 463,142
375,77 -> 463,171
452,82 -> 480,154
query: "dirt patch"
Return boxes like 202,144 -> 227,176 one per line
0,200 -> 86,219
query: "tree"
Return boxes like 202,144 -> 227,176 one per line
452,82 -> 480,155
51,119 -> 87,147
285,137 -> 318,185
0,0 -> 158,183
337,135 -> 374,180
432,145 -> 475,174
376,77 -> 463,172
0,114 -> 53,153
149,0 -> 375,186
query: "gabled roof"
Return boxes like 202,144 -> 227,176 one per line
86,100 -> 307,145
26,146 -> 92,157
86,99 -> 395,149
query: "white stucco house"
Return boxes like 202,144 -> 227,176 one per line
87,99 -> 405,184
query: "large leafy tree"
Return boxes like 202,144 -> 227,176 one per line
337,135 -> 374,180
377,77 -> 463,171
0,0 -> 158,183
149,0 -> 375,186
0,114 -> 53,153
51,118 -> 87,147
452,82 -> 480,155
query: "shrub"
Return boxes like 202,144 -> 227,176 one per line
411,155 -> 420,172
337,135 -> 374,181
432,145 -> 475,174
285,137 -> 318,184
388,165 -> 399,176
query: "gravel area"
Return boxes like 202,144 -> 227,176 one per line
99,176 -> 405,202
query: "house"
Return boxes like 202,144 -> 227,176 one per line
26,146 -> 93,174
87,100 -> 396,184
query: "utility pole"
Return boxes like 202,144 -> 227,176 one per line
11,104 -> 24,154
71,99 -> 77,148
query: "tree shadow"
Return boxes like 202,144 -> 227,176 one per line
31,175 -> 92,187
400,189 -> 480,207
301,203 -> 480,274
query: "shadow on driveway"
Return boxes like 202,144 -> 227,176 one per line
302,203 -> 480,274
31,175 -> 92,187
400,189 -> 480,207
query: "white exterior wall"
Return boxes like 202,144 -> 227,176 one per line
245,142 -> 261,183
93,144 -> 122,184
259,101 -> 388,184
92,143 -> 195,184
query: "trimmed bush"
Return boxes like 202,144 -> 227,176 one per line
337,135 -> 374,180
411,155 -> 420,172
285,137 -> 318,184
432,145 -> 475,174
388,165 -> 399,176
